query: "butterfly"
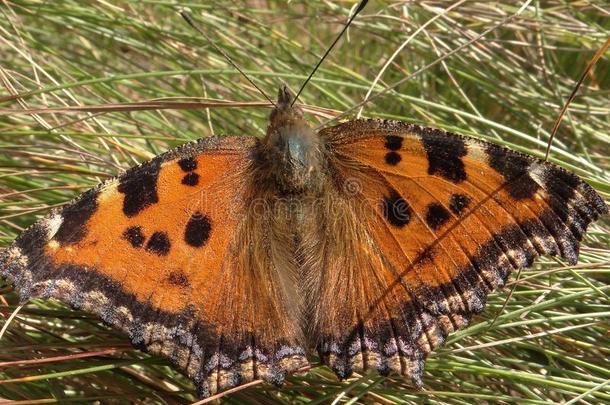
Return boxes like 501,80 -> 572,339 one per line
1,0 -> 609,399
1,80 -> 607,397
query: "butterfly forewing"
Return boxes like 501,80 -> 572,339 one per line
315,119 -> 607,383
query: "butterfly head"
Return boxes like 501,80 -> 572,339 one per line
263,85 -> 323,194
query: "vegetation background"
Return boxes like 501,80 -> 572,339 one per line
0,1 -> 608,403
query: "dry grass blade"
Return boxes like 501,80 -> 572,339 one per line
544,36 -> 610,160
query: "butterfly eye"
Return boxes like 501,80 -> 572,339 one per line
287,136 -> 309,166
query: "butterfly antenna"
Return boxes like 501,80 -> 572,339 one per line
290,0 -> 368,107
180,10 -> 276,107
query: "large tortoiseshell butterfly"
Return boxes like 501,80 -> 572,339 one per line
0,2 -> 607,400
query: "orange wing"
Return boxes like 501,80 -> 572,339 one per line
312,119 -> 607,383
0,136 -> 308,397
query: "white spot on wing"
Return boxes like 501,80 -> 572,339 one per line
97,179 -> 119,204
465,138 -> 487,161
44,214 -> 63,240
528,162 -> 547,185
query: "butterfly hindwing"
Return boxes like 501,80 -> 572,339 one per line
314,119 -> 607,383
0,136 -> 308,396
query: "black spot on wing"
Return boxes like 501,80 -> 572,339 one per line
118,159 -> 161,217
122,226 -> 145,248
178,157 -> 197,172
485,143 -> 540,199
449,194 -> 471,216
184,212 -> 212,247
382,190 -> 411,227
384,135 -> 403,151
167,271 -> 190,288
426,203 -> 451,230
54,189 -> 99,245
146,231 -> 171,256
385,151 -> 402,166
421,131 -> 467,183
418,246 -> 436,264
181,172 -> 200,186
